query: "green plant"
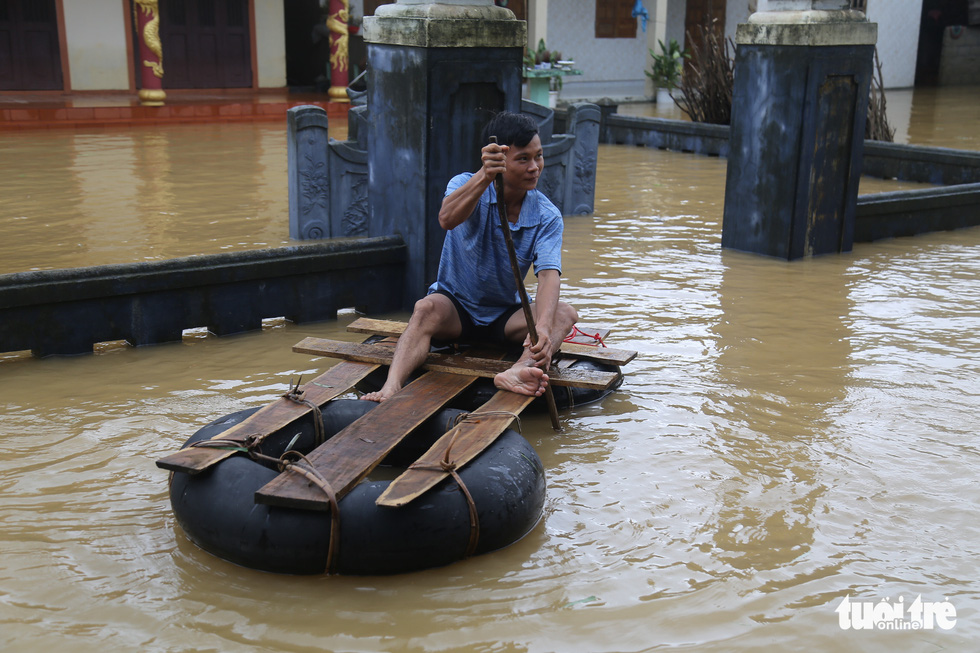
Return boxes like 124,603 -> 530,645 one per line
525,38 -> 561,68
525,38 -> 566,92
645,39 -> 688,90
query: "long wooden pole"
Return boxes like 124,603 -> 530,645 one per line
489,137 -> 562,431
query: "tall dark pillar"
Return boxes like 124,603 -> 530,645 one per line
722,2 -> 877,259
362,1 -> 526,306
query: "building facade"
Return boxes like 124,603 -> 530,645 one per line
1,1 -> 975,98
0,0 -> 286,93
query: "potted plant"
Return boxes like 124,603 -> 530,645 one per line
524,39 -> 565,107
525,38 -> 563,71
646,39 -> 688,104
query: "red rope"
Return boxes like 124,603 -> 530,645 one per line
563,325 -> 607,348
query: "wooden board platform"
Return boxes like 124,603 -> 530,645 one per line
161,317 -> 633,512
293,338 -> 621,391
346,317 -> 637,367
376,390 -> 536,507
254,370 -> 479,511
155,361 -> 377,474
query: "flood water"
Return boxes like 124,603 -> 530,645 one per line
1,85 -> 978,652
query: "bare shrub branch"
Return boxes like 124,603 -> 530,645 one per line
673,23 -> 735,126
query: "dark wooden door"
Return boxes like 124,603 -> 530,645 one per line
0,0 -> 63,90
159,0 -> 251,89
684,0 -> 726,52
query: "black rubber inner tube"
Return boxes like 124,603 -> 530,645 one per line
168,399 -> 546,575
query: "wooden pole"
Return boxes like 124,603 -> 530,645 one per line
489,137 -> 562,431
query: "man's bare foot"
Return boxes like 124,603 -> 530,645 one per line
360,383 -> 400,403
494,364 -> 548,397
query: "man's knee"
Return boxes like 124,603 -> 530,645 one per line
410,296 -> 443,324
557,301 -> 579,327
409,294 -> 457,335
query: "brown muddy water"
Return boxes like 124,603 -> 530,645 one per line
0,86 -> 978,652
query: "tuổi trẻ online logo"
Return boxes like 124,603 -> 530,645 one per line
836,595 -> 957,631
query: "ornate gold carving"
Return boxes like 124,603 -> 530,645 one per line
134,0 -> 164,78
328,0 -> 350,74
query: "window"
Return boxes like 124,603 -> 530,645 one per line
596,0 -> 637,39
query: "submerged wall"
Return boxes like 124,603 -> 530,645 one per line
597,111 -> 980,245
0,237 -> 406,357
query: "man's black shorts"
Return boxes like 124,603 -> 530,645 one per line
431,289 -> 522,346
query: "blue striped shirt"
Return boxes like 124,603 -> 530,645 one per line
428,173 -> 564,325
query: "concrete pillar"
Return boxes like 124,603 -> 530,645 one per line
527,0 -> 548,50
721,1 -> 877,259
362,1 -> 526,305
645,0 -> 670,98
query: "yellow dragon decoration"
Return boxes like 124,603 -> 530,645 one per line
134,0 -> 164,78
327,0 -> 349,75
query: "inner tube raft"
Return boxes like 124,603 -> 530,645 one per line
356,338 -> 624,411
168,399 -> 546,575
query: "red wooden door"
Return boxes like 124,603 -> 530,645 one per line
0,0 -> 63,90
158,0 -> 251,89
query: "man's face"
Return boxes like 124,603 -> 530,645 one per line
504,134 -> 544,192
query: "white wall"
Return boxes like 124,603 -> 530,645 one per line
725,0 -> 755,44
255,0 -> 287,88
63,0 -> 130,90
521,0 -> 925,102
546,0 -> 652,101
665,0 -> 686,49
865,0 -> 921,88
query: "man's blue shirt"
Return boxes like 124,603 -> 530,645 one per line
428,172 -> 563,326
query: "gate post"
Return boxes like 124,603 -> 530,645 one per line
362,0 -> 526,307
721,1 -> 877,259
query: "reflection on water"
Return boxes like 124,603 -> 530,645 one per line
0,91 -> 978,651
0,121 -> 347,275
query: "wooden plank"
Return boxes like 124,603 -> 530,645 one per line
560,341 -> 636,366
349,316 -> 608,338
346,317 -> 635,366
293,338 -> 620,391
254,371 -> 479,511
376,390 -> 535,508
348,316 -> 611,343
156,361 -> 378,474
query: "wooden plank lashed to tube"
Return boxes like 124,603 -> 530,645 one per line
155,361 -> 377,475
292,337 -> 621,391
254,370 -> 479,511
376,390 -> 536,508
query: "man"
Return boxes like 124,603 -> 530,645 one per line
361,111 -> 578,402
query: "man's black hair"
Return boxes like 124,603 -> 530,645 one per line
481,111 -> 539,148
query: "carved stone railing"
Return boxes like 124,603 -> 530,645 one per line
288,106 -> 370,240
288,99 -> 601,242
